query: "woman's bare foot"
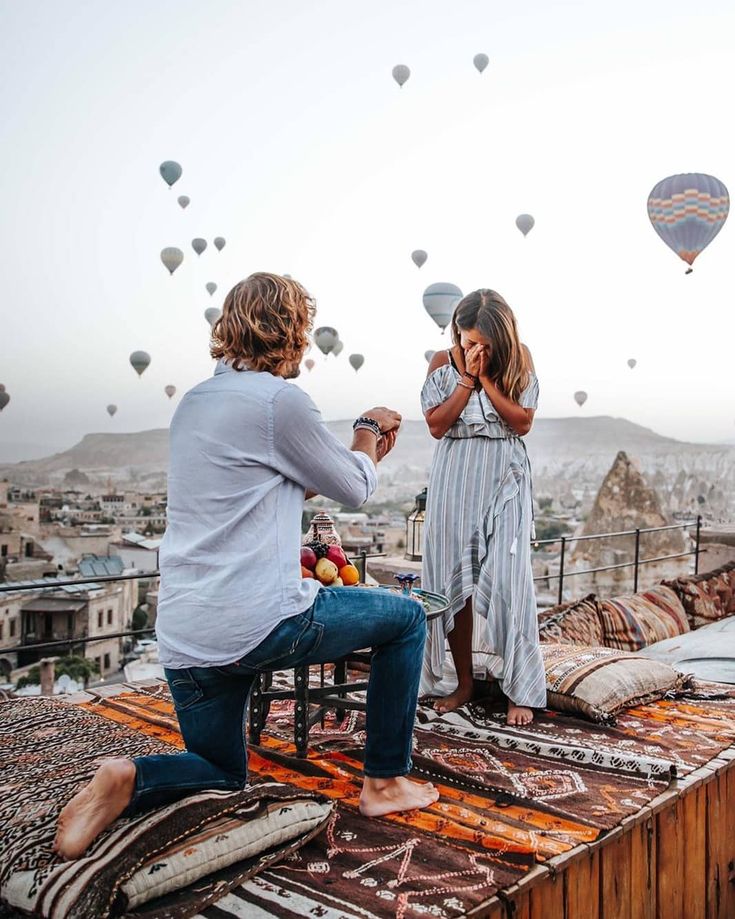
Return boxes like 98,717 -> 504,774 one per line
359,776 -> 440,817
506,702 -> 534,726
53,758 -> 136,860
434,680 -> 474,714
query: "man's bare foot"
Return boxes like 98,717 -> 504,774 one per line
434,681 -> 474,714
359,776 -> 440,817
507,702 -> 534,726
53,758 -> 136,860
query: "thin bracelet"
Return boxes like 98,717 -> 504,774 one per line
353,423 -> 381,437
463,371 -> 479,382
457,380 -> 474,390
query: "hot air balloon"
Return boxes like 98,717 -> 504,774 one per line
165,385 -> 176,399
392,64 -> 410,87
627,359 -> 637,369
204,307 -> 221,328
516,214 -> 535,237
214,237 -> 226,251
161,247 -> 184,275
106,404 -> 117,417
473,53 -> 489,73
423,282 -> 463,332
411,249 -> 428,268
647,173 -> 729,272
192,238 -> 207,255
574,390 -> 587,407
332,340 -> 344,357
424,350 -> 435,363
130,351 -> 151,377
305,358 -> 315,372
177,195 -> 190,209
206,282 -> 217,296
159,161 -> 182,188
349,354 -> 364,372
0,390 -> 10,412
314,327 -> 339,356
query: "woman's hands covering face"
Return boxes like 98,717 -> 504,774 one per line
464,343 -> 489,377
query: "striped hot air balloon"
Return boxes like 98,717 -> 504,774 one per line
647,173 -> 729,272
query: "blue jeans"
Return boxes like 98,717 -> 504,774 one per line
124,587 -> 426,815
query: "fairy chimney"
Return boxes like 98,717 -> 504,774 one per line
568,451 -> 687,594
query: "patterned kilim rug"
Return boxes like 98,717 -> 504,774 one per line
0,698 -> 333,919
72,678 -> 735,919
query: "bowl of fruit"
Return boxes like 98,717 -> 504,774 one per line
300,541 -> 361,587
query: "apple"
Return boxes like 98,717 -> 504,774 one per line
332,576 -> 344,587
300,546 -> 318,571
315,557 -> 339,585
301,565 -> 315,579
326,545 -> 348,569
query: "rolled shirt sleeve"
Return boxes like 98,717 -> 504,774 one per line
270,384 -> 378,507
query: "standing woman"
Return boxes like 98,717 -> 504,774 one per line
420,289 -> 546,724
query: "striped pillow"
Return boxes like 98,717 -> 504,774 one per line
664,562 -> 735,628
537,594 -> 603,647
599,585 -> 690,651
542,643 -> 691,724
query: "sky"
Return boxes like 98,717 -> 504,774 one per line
1,0 -> 734,458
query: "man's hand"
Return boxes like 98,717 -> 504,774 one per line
362,407 -> 402,434
376,429 -> 397,462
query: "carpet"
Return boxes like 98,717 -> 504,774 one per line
74,677 -> 735,919
0,697 -> 332,919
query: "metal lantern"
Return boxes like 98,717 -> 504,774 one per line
405,488 -> 427,561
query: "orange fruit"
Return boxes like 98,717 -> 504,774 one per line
339,564 -> 360,586
301,565 -> 315,579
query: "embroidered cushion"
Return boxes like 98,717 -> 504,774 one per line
541,643 -> 692,724
598,585 -> 690,651
663,562 -> 735,629
121,792 -> 332,910
537,594 -> 604,647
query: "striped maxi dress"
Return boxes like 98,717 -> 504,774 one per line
419,357 -> 547,709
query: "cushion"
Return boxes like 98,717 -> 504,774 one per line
537,594 -> 603,646
598,585 -> 690,651
663,562 -> 735,629
541,643 -> 692,724
121,794 -> 331,910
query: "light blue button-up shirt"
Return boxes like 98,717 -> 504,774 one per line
156,361 -> 378,669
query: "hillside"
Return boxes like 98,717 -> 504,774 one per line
1,416 -> 733,520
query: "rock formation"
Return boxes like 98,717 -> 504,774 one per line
567,451 -> 689,595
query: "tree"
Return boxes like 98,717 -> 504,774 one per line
16,656 -> 99,689
132,605 -> 149,633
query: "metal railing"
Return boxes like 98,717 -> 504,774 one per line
531,516 -> 702,604
0,551 -> 387,657
0,521 -> 705,657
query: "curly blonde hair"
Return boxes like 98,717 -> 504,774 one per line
210,273 -> 315,376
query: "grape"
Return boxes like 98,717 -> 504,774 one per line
306,541 -> 329,560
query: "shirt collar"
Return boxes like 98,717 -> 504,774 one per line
214,360 -> 235,375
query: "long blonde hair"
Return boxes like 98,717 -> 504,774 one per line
451,289 -> 529,401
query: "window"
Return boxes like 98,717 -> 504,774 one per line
0,622 -> 3,641
0,545 -> 7,557
107,609 -> 113,625
97,611 -> 103,628
103,653 -> 111,670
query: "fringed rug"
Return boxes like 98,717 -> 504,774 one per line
71,678 -> 735,919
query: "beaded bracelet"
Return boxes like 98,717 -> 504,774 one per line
353,416 -> 382,436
